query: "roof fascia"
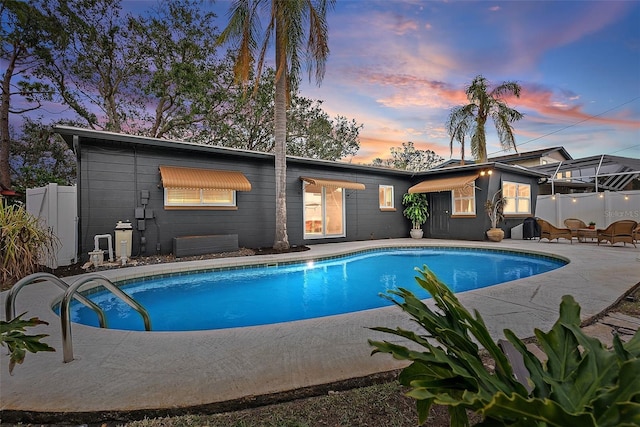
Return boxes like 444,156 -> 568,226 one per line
413,162 -> 548,179
54,125 -> 416,177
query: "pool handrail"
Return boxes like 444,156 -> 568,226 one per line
60,274 -> 152,363
4,272 -> 107,328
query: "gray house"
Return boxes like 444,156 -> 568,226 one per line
55,126 -> 546,261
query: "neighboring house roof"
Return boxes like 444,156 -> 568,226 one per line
414,161 -> 548,179
488,147 -> 572,163
435,147 -> 572,169
531,154 -> 640,191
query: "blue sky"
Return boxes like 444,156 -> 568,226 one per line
281,0 -> 639,163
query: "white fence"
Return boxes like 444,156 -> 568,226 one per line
535,190 -> 640,228
26,183 -> 78,268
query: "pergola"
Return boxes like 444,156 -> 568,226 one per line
532,154 -> 640,194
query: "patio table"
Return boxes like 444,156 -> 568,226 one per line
577,228 -> 597,242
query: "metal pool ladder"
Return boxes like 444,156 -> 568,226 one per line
5,272 -> 151,363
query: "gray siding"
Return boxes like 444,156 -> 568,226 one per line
76,140 -> 410,260
63,128 -> 546,261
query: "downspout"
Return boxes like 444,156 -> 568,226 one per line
72,134 -> 81,263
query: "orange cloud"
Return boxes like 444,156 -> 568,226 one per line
350,135 -> 450,165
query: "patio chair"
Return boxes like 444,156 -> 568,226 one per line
563,218 -> 588,239
536,219 -> 573,244
596,220 -> 638,248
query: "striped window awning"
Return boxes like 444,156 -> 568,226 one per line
159,166 -> 252,191
300,176 -> 365,190
408,174 -> 478,193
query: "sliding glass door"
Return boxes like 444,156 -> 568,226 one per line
303,183 -> 345,239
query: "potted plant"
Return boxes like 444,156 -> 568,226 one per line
588,221 -> 596,229
485,190 -> 505,242
402,193 -> 429,239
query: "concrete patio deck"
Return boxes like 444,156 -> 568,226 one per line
1,238 -> 639,424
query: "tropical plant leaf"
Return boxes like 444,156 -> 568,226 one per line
622,329 -> 640,357
370,265 -> 640,426
0,313 -> 55,375
416,397 -> 435,425
591,358 -> 640,425
481,392 -> 596,426
503,329 -> 549,398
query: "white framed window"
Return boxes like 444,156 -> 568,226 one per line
303,183 -> 345,239
556,171 -> 572,180
502,181 -> 531,215
451,182 -> 476,216
164,188 -> 236,208
378,185 -> 395,210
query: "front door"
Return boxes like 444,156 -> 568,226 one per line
429,192 -> 451,238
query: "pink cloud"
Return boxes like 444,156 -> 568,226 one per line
516,85 -> 640,130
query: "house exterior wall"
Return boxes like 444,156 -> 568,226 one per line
498,171 -> 540,238
74,138 -> 411,260
61,127 -> 547,261
419,170 -> 540,241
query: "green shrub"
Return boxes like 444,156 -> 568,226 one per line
369,266 -> 640,426
0,202 -> 58,288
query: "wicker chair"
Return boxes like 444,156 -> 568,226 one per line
563,218 -> 588,239
536,219 -> 573,244
596,220 -> 638,248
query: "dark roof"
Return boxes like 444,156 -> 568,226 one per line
54,126 -> 548,180
436,147 -> 572,168
488,147 -> 572,162
414,161 -> 548,179
54,125 -> 414,177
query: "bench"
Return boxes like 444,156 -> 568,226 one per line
172,234 -> 239,258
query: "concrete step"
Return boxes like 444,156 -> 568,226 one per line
602,312 -> 640,328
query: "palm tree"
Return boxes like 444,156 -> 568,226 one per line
217,0 -> 334,251
446,75 -> 524,163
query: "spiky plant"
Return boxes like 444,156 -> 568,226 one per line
1,201 -> 58,288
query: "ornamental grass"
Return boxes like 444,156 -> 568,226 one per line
1,201 -> 58,288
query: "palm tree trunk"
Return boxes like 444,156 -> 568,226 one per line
0,54 -> 15,191
272,18 -> 289,251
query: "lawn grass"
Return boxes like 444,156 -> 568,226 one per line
121,381 -> 450,427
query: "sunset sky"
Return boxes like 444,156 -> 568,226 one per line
291,0 -> 640,164
209,0 -> 640,164
23,0 -> 638,164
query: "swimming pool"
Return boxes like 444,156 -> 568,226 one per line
66,247 -> 566,331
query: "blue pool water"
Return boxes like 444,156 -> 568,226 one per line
67,248 -> 566,331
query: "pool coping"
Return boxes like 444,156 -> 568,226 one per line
1,238 -> 639,423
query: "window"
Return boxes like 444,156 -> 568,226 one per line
303,183 -> 345,239
164,188 -> 236,208
556,170 -> 572,180
502,181 -> 531,215
159,166 -> 251,210
452,182 -> 476,216
379,185 -> 395,210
